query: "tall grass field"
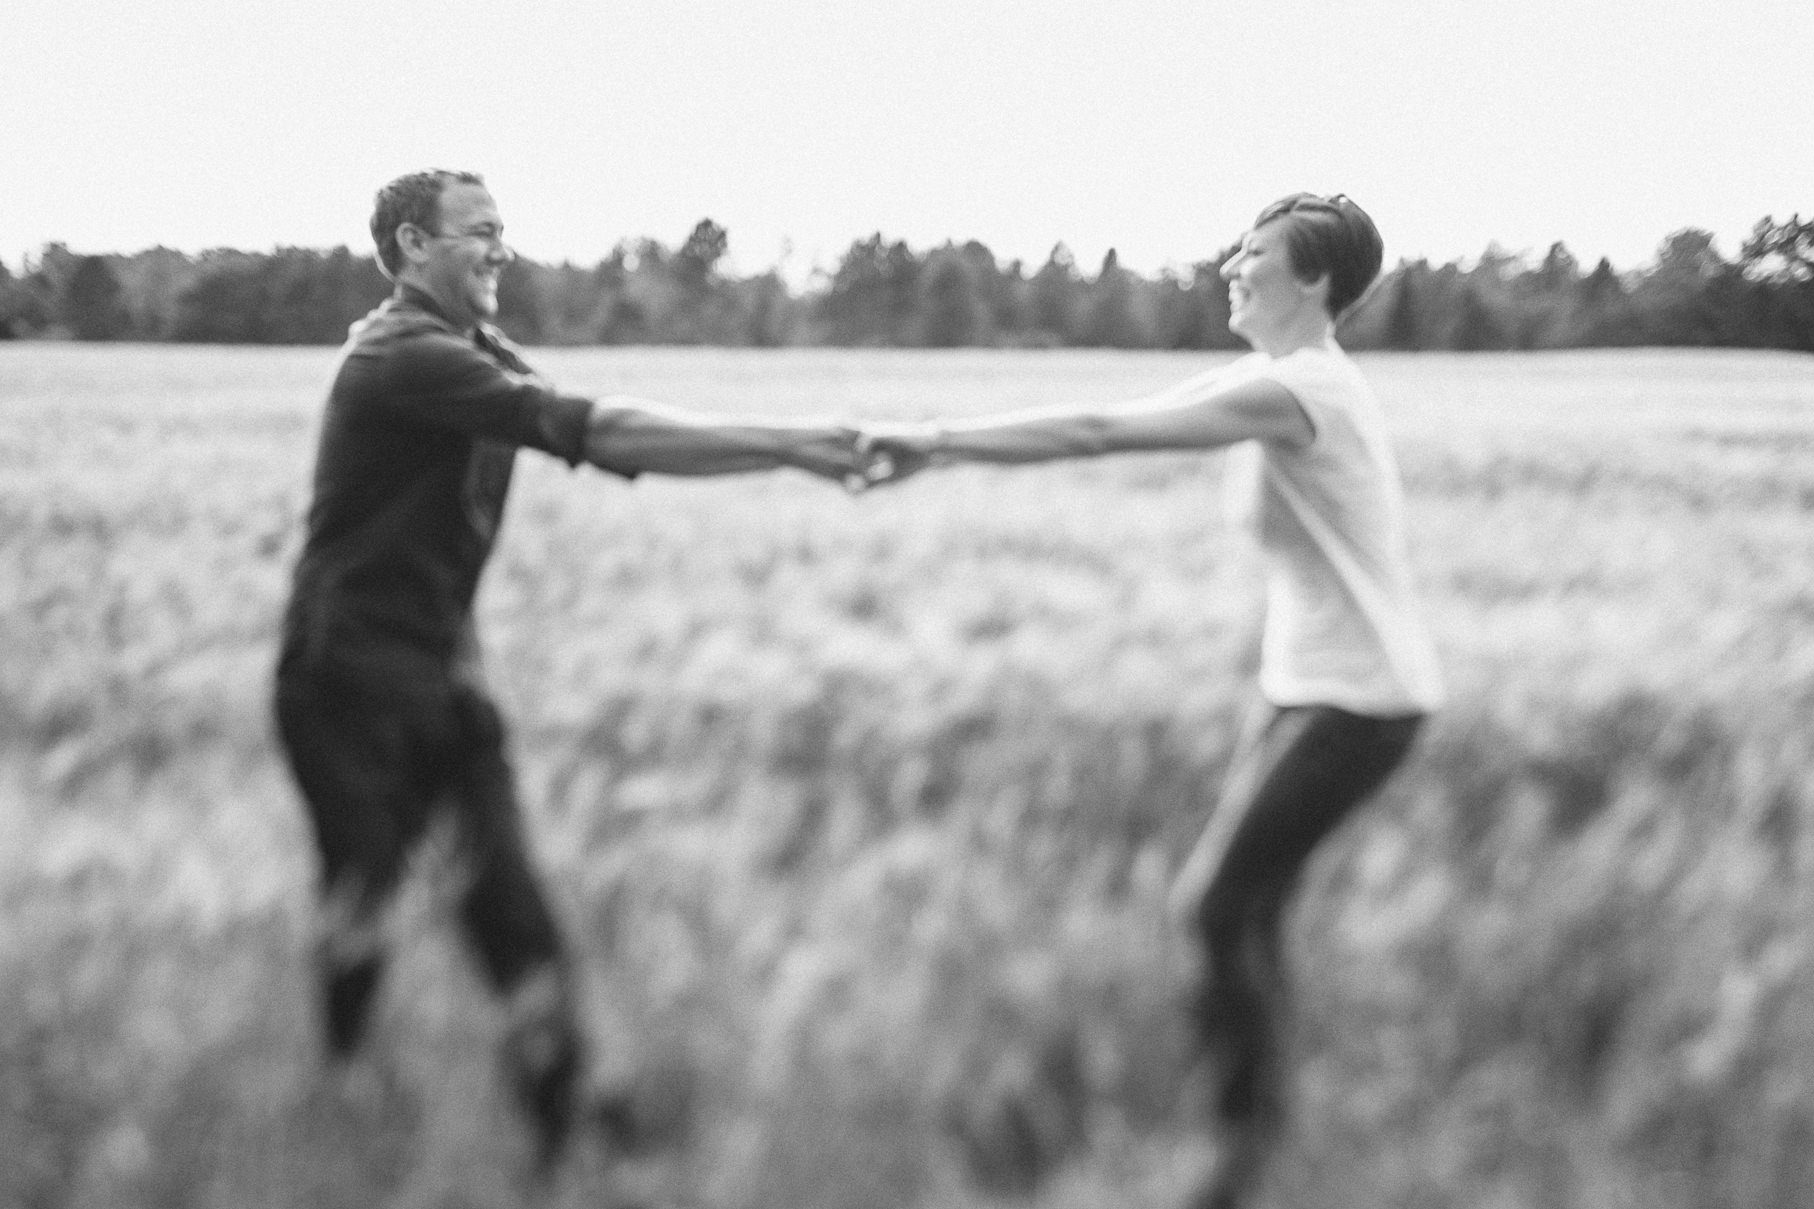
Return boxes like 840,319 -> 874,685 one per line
4,344 -> 1813,1209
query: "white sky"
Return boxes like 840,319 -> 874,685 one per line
7,0 -> 1810,281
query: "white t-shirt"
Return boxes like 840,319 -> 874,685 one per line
1178,343 -> 1444,715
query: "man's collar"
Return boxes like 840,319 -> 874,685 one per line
394,283 -> 472,335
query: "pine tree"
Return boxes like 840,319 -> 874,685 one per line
1383,264 -> 1425,351
1029,243 -> 1080,346
1448,284 -> 1506,351
63,256 -> 130,340
918,247 -> 988,347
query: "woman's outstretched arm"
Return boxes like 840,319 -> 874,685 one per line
861,374 -> 1313,482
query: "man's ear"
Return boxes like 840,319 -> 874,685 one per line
395,223 -> 431,267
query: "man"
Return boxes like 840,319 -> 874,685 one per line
273,169 -> 858,1167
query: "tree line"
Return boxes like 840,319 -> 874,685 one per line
3,215 -> 1810,351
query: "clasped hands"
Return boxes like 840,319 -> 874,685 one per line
790,423 -> 947,493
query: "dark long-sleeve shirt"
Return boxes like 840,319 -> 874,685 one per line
278,287 -> 622,685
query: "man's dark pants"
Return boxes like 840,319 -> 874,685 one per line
273,654 -> 568,1051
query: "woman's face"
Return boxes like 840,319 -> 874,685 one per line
1220,219 -> 1320,341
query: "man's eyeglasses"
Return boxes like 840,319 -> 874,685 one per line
417,225 -> 509,251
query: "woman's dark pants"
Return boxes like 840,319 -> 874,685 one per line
1178,702 -> 1424,1130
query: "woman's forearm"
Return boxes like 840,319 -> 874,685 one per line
933,408 -> 1116,464
927,376 -> 1309,465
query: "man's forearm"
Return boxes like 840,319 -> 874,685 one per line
585,400 -> 840,477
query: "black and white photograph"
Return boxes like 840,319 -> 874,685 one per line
5,2 -> 1813,1206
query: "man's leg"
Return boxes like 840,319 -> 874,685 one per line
274,677 -> 422,1057
445,687 -> 585,1168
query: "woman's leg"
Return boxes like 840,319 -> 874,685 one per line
1178,704 -> 1423,1201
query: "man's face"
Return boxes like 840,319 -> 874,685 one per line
411,182 -> 511,329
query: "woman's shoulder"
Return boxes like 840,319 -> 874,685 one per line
1158,352 -> 1269,403
1267,344 -> 1372,397
1271,341 -> 1356,373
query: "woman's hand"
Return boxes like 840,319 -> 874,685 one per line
853,422 -> 946,489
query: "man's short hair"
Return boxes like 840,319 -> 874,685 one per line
370,170 -> 486,279
1253,193 -> 1385,319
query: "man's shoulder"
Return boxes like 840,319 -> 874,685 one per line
348,295 -> 465,353
336,298 -> 485,397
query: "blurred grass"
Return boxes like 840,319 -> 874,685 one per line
3,344 -> 1814,1208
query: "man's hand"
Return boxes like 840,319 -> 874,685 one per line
586,401 -> 897,486
853,422 -> 944,489
781,426 -> 867,488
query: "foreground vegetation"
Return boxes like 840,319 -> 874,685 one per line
4,345 -> 1813,1208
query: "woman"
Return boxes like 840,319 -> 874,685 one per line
861,194 -> 1442,1206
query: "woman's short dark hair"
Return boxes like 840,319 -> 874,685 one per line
370,169 -> 486,279
1253,193 -> 1384,318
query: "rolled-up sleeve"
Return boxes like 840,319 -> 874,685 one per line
353,329 -> 601,468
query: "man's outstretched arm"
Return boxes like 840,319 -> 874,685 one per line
585,398 -> 860,482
